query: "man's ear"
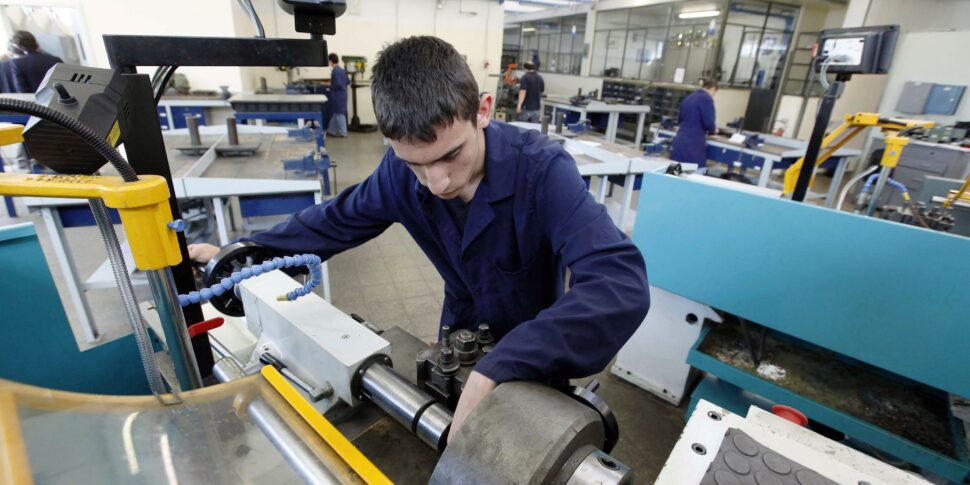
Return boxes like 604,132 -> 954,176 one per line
477,93 -> 494,128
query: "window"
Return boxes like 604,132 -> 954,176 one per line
591,3 -> 726,83
718,1 -> 799,88
502,14 -> 586,75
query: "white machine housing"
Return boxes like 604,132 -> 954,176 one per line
657,400 -> 930,484
239,270 -> 390,409
612,286 -> 722,405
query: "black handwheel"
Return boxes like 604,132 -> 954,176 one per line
203,242 -> 273,317
566,381 -> 620,453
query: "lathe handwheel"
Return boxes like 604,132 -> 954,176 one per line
202,242 -> 273,317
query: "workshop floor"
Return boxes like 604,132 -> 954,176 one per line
0,127 -> 842,483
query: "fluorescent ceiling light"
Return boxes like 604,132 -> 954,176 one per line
504,1 -> 546,14
522,27 -> 537,32
678,10 -> 720,19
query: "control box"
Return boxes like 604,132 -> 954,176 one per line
817,25 -> 899,75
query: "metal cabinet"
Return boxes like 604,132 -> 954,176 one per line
872,139 -> 970,205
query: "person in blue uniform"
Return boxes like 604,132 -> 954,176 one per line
189,36 -> 649,440
5,31 -> 62,93
670,79 -> 718,165
516,61 -> 544,122
327,53 -> 349,137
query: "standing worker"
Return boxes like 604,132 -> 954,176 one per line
5,31 -> 62,93
516,61 -> 544,123
188,36 -> 649,440
670,79 -> 718,166
327,53 -> 349,137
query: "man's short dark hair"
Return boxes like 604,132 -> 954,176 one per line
523,61 -> 534,71
372,36 -> 479,142
702,79 -> 718,90
10,31 -> 38,53
328,53 -> 339,64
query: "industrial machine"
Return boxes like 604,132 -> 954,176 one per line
613,163 -> 970,482
0,2 -> 633,483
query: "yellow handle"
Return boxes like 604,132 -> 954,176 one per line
0,173 -> 181,270
0,124 -> 23,146
261,366 -> 393,485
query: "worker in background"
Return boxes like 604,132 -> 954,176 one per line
189,36 -> 649,441
670,79 -> 718,166
516,61 -> 544,122
0,52 -> 15,93
327,53 -> 349,137
5,31 -> 62,93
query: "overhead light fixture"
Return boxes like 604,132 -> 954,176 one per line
678,10 -> 720,19
522,27 -> 537,33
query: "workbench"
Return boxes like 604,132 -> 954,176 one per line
654,127 -> 861,206
229,94 -> 329,151
512,121 -> 670,231
156,96 -> 232,130
542,95 -> 651,147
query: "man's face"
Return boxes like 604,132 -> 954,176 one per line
389,96 -> 492,200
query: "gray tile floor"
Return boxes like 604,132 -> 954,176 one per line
0,127 -> 842,482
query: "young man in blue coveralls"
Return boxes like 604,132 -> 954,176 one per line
326,53 -> 350,137
671,79 -> 718,166
189,36 -> 650,441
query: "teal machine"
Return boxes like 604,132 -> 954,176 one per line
614,171 -> 970,482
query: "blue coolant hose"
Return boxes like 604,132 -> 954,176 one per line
178,254 -> 322,307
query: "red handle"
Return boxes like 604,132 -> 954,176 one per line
188,317 -> 225,338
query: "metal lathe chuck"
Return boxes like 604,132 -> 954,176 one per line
430,381 -> 633,484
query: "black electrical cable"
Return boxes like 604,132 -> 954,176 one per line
0,98 -> 139,182
153,65 -> 179,105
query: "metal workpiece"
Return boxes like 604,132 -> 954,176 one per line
556,112 -> 566,134
216,117 -> 262,156
415,402 -> 453,452
561,446 -> 633,485
247,399 -> 343,485
212,355 -> 247,383
147,267 -> 204,391
360,362 -> 453,451
541,115 -> 551,134
175,115 -> 208,155
212,357 -> 342,484
430,382 -> 607,485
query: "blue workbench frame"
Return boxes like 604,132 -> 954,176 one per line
235,111 -> 326,151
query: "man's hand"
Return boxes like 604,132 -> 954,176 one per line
448,371 -> 496,444
187,243 -> 220,264
515,105 -> 522,114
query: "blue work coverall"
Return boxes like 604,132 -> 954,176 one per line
671,89 -> 716,165
328,65 -> 349,117
246,121 -> 650,383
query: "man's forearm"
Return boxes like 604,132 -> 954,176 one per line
517,90 -> 526,109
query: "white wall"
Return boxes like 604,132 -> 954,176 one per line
1,0 -> 245,91
833,0 -> 970,159
713,87 -> 749,124
83,0 -> 244,91
237,0 -> 504,125
526,72 -> 604,97
876,31 -> 970,124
